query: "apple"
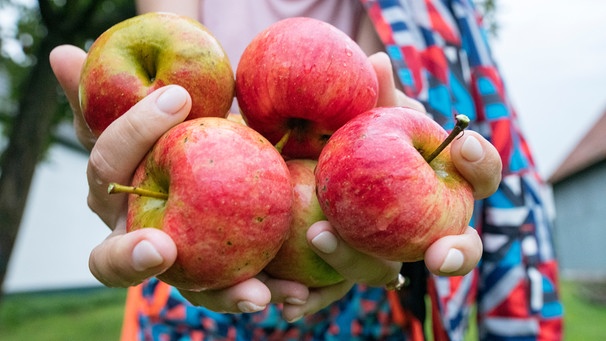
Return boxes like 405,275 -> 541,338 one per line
109,117 -> 293,291
263,159 -> 344,288
235,17 -> 378,159
314,107 -> 474,262
80,12 -> 235,137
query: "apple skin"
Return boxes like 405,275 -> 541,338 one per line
126,117 -> 293,291
315,107 -> 474,262
80,12 -> 235,137
263,159 -> 344,288
235,17 -> 378,159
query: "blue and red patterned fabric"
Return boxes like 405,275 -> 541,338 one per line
362,1 -> 563,340
121,1 -> 563,340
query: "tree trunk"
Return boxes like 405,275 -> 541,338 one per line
0,35 -> 60,297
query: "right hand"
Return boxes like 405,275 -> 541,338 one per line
50,44 -> 313,313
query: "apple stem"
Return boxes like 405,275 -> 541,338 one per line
274,129 -> 292,153
107,182 -> 169,200
424,115 -> 470,164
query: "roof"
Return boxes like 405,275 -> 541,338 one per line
549,108 -> 606,183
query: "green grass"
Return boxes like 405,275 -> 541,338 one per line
0,281 -> 604,340
0,287 -> 127,341
560,280 -> 606,340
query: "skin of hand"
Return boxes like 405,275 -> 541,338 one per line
49,44 -> 500,321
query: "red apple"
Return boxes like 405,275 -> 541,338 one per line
113,117 -> 293,291
80,12 -> 235,137
263,159 -> 344,287
315,107 -> 474,262
235,17 -> 378,159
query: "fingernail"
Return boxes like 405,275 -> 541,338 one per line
132,240 -> 164,271
440,248 -> 465,273
287,314 -> 304,323
311,231 -> 338,254
285,297 -> 306,305
156,86 -> 188,114
237,301 -> 266,313
461,135 -> 483,162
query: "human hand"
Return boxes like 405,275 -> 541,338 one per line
49,44 -> 183,282
51,44 -> 361,318
279,53 -> 504,321
49,45 -> 305,314
365,52 -> 501,274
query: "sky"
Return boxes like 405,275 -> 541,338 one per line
488,0 -> 606,179
4,0 -> 606,292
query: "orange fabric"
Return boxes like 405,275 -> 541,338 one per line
121,285 -> 143,341
123,282 -> 426,340
120,281 -> 172,341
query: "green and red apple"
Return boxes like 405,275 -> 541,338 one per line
263,159 -> 344,288
315,107 -> 474,262
111,117 -> 293,291
80,12 -> 235,137
235,17 -> 378,159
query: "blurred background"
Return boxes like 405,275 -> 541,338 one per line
1,0 -> 605,339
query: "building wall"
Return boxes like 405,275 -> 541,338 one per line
3,144 -> 109,293
552,161 -> 606,280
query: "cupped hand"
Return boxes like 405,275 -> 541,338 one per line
355,53 -> 502,274
50,44 -> 309,313
50,44 -> 184,286
278,221 -> 402,322
280,219 -> 483,322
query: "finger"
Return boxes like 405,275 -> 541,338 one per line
49,45 -> 84,107
281,280 -> 355,323
450,131 -> 502,199
87,85 -> 191,227
179,277 -> 272,314
49,45 -> 96,149
307,221 -> 402,287
368,52 -> 426,112
89,227 -> 177,287
258,273 -> 310,306
368,52 -> 398,107
395,90 -> 426,112
423,226 -> 483,276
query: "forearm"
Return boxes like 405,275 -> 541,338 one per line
135,0 -> 200,19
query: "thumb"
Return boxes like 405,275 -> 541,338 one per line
89,227 -> 177,287
87,85 -> 191,228
49,45 -> 94,149
450,131 -> 502,199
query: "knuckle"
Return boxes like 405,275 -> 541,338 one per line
87,146 -> 119,185
120,113 -> 153,145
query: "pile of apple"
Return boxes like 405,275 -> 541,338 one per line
80,13 -> 474,291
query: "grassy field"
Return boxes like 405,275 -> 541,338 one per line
0,287 -> 127,340
0,281 -> 604,340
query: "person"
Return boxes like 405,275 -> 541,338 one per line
49,0 -> 562,340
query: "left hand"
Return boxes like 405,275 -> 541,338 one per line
279,53 -> 502,322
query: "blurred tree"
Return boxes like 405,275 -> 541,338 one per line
477,0 -> 499,36
0,0 -> 135,299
